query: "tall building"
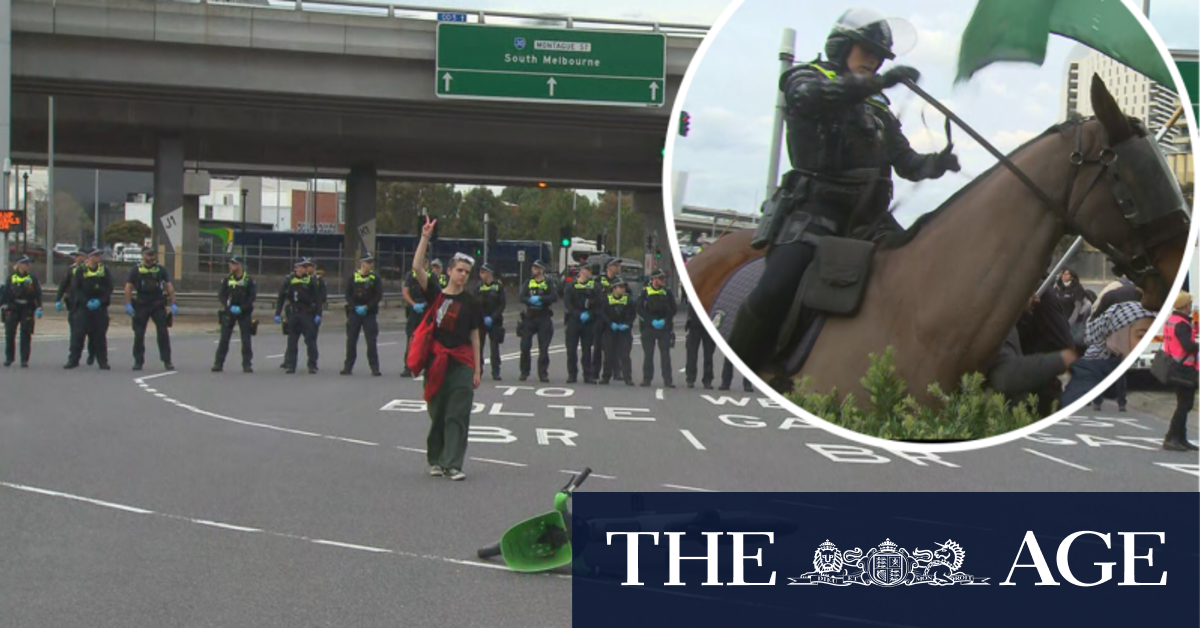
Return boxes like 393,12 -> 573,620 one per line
1060,49 -> 1184,146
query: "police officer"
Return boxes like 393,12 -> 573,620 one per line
431,259 -> 448,289
590,258 -> 621,383
56,250 -> 93,365
729,8 -> 959,372
342,252 -> 382,376
124,248 -> 177,371
402,259 -> 433,377
275,258 -> 324,374
600,277 -> 635,385
2,256 -> 43,367
519,259 -> 557,382
564,263 -> 599,384
685,304 -> 716,389
65,248 -> 112,370
212,256 -> 257,373
638,268 -> 677,387
720,358 -> 756,393
476,263 -> 506,380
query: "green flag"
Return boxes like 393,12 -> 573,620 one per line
957,0 -> 1175,90
1176,59 -> 1198,121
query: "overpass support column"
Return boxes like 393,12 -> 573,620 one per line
632,190 -> 675,293
343,163 -> 377,285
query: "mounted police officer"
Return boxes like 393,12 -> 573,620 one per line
212,256 -> 257,373
564,263 -> 599,384
124,248 -> 177,371
275,258 -> 324,374
65,248 -> 113,370
56,250 -> 93,365
729,8 -> 959,372
475,263 -> 506,381
342,252 -> 383,377
519,259 -> 557,382
591,258 -> 621,384
638,268 -> 678,387
402,259 -> 433,377
2,256 -> 43,367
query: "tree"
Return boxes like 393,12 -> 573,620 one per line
33,190 -> 94,246
104,219 -> 152,244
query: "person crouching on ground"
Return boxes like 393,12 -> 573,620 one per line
408,217 -> 483,481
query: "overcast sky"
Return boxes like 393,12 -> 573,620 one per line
272,0 -> 728,25
670,0 -> 1199,226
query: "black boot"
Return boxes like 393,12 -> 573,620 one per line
726,304 -> 777,375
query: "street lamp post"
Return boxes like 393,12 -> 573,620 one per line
22,171 -> 28,254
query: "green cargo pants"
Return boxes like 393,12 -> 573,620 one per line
427,361 -> 475,471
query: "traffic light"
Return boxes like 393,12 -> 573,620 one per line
679,110 -> 691,137
655,248 -> 662,260
596,233 -> 606,251
560,225 -> 572,248
485,222 -> 498,246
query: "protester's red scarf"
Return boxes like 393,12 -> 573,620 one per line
406,293 -> 475,402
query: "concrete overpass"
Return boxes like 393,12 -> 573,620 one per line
674,204 -> 758,244
9,0 -> 704,281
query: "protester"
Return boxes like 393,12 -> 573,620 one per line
1160,291 -> 1197,451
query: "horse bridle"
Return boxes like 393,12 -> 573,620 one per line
901,79 -> 1190,288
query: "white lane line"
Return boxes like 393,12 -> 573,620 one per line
134,371 -> 178,383
661,483 -> 716,492
558,470 -> 617,480
656,388 -> 664,400
397,446 -> 427,454
1022,448 -> 1092,471
1,480 -> 567,578
154,393 -> 168,398
468,456 -> 527,468
325,436 -> 380,446
1153,462 -> 1199,477
679,429 -> 707,451
267,353 -> 285,359
144,388 -> 157,394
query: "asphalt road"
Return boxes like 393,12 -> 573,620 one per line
2,316 -> 1196,627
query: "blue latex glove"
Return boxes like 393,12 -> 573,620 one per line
413,302 -> 427,314
484,316 -> 493,328
274,315 -> 282,324
355,305 -> 367,316
125,303 -> 135,316
230,305 -> 242,316
314,315 -> 322,326
611,322 -> 620,331
170,303 -> 179,316
87,299 -> 101,311
36,308 -> 43,319
580,311 -> 590,323
55,301 -> 63,312
653,319 -> 667,330
619,323 -> 631,331
529,295 -> 542,307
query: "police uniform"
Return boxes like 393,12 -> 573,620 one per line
213,257 -> 257,372
729,8 -> 958,373
564,267 -> 600,384
519,260 -> 558,382
590,260 -> 622,381
126,260 -> 174,369
475,264 -> 506,380
343,254 -> 383,376
66,252 -> 113,369
599,278 -> 636,385
276,259 -> 325,374
638,269 -> 678,387
684,305 -> 716,389
2,258 -> 43,367
56,253 -> 93,364
403,268 -> 433,377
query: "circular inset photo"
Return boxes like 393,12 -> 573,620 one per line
668,0 -> 1197,446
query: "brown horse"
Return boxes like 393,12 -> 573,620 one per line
688,76 -> 1190,408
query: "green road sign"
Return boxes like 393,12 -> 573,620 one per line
436,23 -> 666,107
1175,59 -> 1198,122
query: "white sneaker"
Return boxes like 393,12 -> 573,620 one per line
428,465 -> 444,477
445,468 -> 466,481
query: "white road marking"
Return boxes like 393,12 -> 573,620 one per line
558,470 -> 617,480
656,388 -> 664,400
397,446 -> 427,454
680,429 -> 707,451
1153,462 -> 1199,477
0,480 -> 567,578
661,483 -> 716,492
135,371 -> 178,382
1022,448 -> 1091,471
468,456 -> 527,467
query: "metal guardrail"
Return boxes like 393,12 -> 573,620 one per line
189,0 -> 711,36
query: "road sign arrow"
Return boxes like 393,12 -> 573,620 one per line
649,81 -> 659,101
442,72 -> 453,92
548,77 -> 557,96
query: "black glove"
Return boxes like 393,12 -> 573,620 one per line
881,65 -> 921,89
936,143 -> 961,173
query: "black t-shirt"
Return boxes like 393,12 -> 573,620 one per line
427,277 -> 482,349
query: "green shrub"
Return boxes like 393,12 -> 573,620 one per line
787,347 -> 1045,441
